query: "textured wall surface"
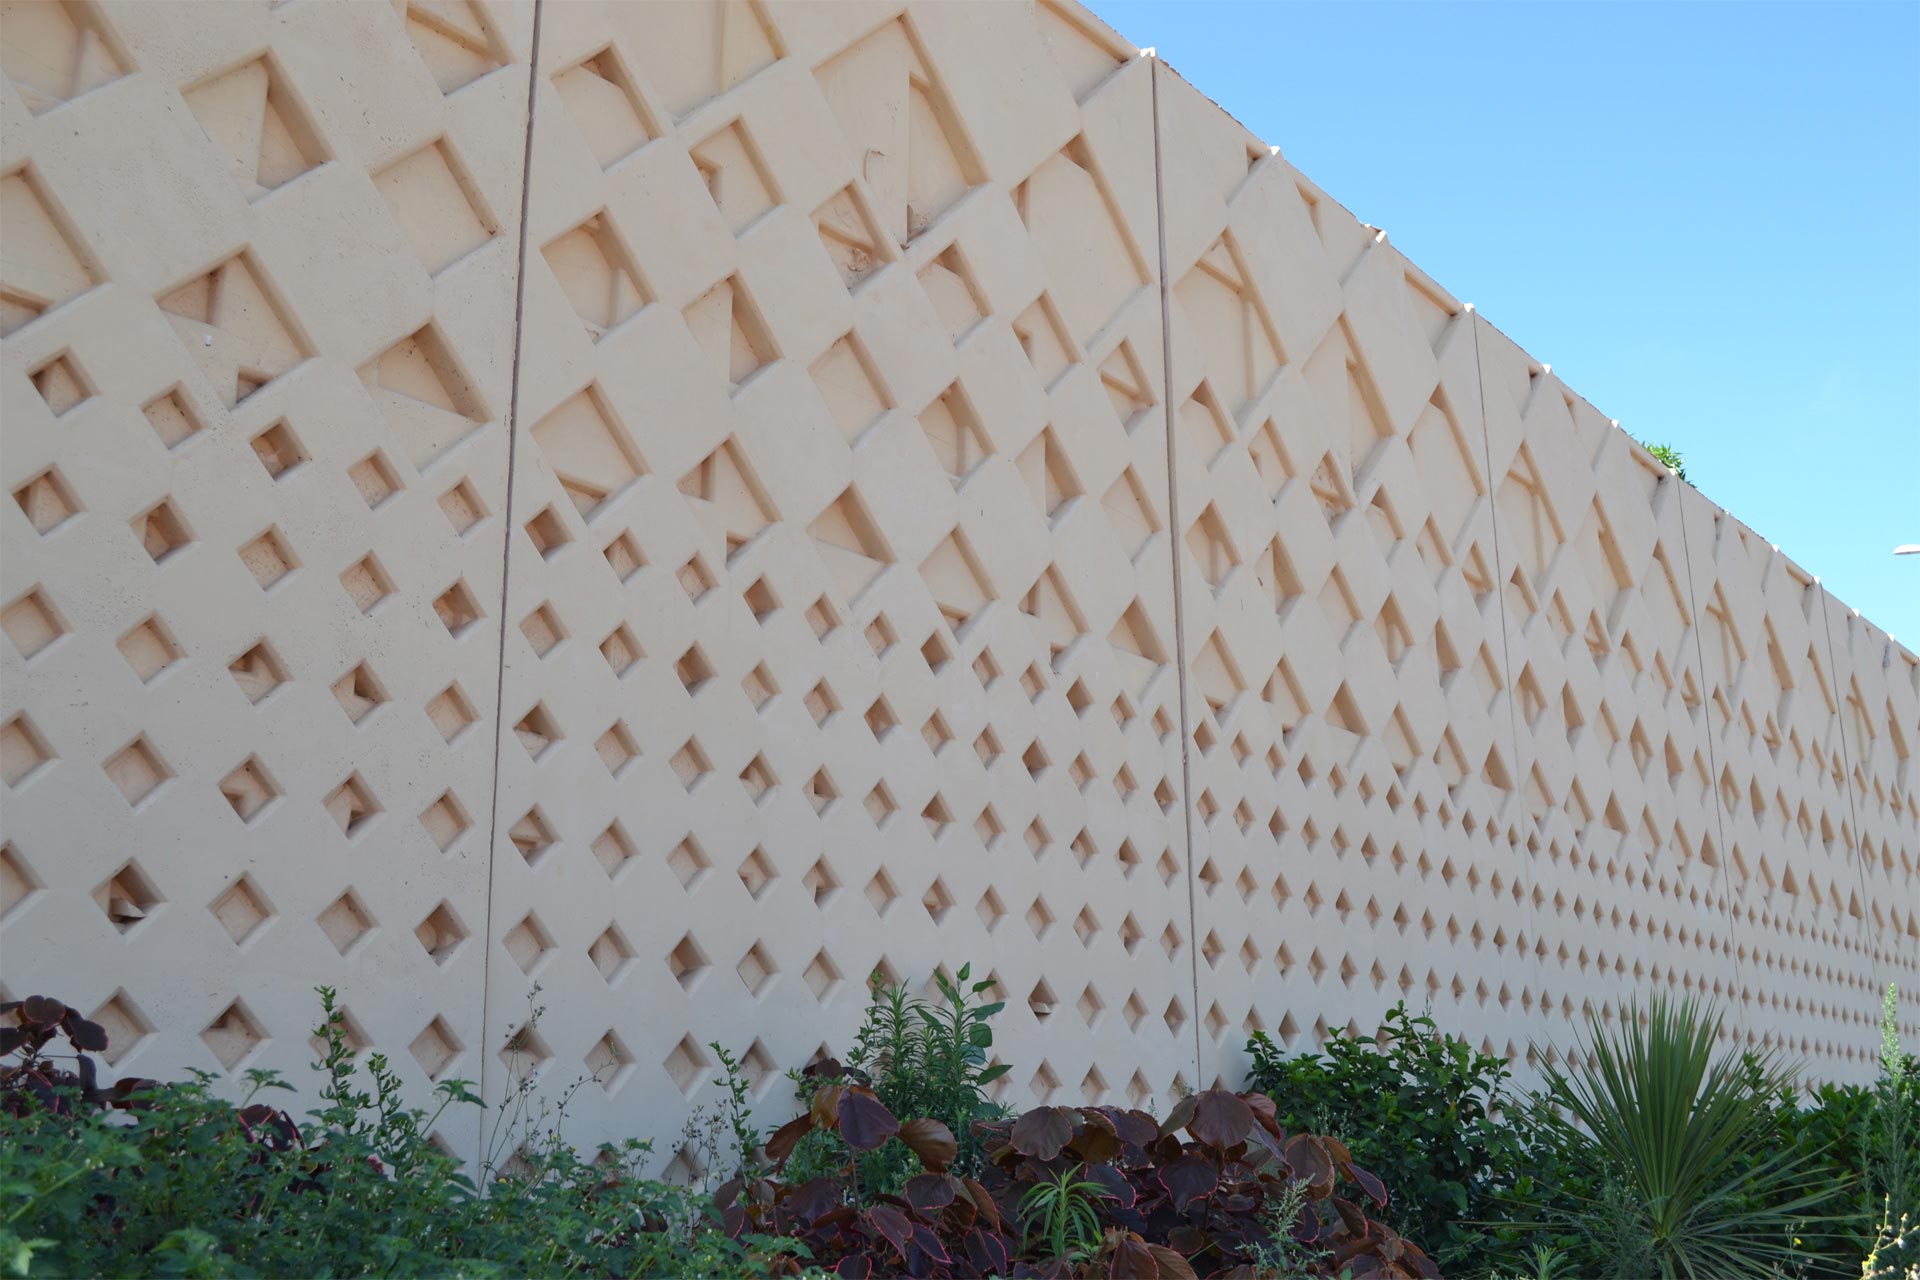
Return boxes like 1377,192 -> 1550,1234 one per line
3,0 -> 1915,1167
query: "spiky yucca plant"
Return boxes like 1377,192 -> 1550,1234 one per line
1532,995 -> 1841,1279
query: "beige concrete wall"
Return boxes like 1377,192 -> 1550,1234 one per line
3,0 -> 1914,1166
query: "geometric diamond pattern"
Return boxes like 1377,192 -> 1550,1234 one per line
0,0 -> 1910,1182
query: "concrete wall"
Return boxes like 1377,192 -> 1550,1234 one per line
3,0 -> 1914,1167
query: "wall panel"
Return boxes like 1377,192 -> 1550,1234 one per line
2,0 -> 1911,1169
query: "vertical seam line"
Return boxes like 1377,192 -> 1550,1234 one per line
1674,491 -> 1745,1026
1466,314 -> 1535,1061
1148,57 -> 1205,1086
476,0 -> 544,1163
1815,584 -> 1882,1028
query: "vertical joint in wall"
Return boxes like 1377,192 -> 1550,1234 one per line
1147,56 -> 1204,1089
1814,584 -> 1882,1004
1466,314 -> 1542,1059
1673,479 -> 1745,1026
475,0 -> 546,1164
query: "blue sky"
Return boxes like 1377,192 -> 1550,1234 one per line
1086,0 -> 1920,646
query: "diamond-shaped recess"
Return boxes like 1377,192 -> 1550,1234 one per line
209,875 -> 273,945
668,838 -> 710,889
589,922 -> 635,984
219,757 -> 278,824
3,589 -> 66,661
12,468 -> 78,535
35,361 -> 95,424
544,212 -> 646,339
349,451 -> 402,508
1,843 -> 38,922
200,1000 -> 267,1071
89,991 -> 152,1067
508,808 -> 556,865
230,641 -> 288,704
158,254 -> 308,406
1,716 -> 51,788
425,684 -> 477,741
1,1 -> 129,115
503,911 -> 554,976
131,498 -> 192,564
736,943 -> 777,997
667,933 -> 708,990
682,274 -> 774,391
586,1030 -> 634,1092
662,1035 -> 709,1098
737,848 -> 776,899
325,774 -> 379,837
104,737 -> 169,808
866,869 -> 900,916
375,137 -> 494,277
183,54 -> 327,201
409,1016 -> 462,1081
514,704 -> 561,759
415,902 -> 467,965
595,722 -> 639,775
400,0 -> 505,95
803,949 -> 843,1002
582,822 -> 632,879
1,168 -> 99,337
340,554 -> 394,614
238,527 -> 296,589
803,857 -> 840,906
600,624 -> 640,675
497,1024 -> 552,1083
94,860 -> 161,933
332,663 -> 385,723
317,890 -> 374,955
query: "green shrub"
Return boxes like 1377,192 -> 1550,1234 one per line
1508,995 -> 1842,1279
783,963 -> 1011,1194
1862,983 -> 1920,1274
1247,1000 -> 1521,1265
0,992 -> 796,1278
1641,441 -> 1687,481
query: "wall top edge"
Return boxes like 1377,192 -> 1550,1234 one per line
1063,0 -> 1909,658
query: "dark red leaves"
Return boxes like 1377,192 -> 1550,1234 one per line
867,1204 -> 912,1260
20,996 -> 64,1026
1342,1158 -> 1388,1207
1187,1090 -> 1256,1149
1283,1134 -> 1336,1195
897,1117 -> 957,1171
66,1017 -> 108,1053
964,1227 -> 1010,1274
904,1173 -> 956,1215
1009,1106 -> 1075,1160
1146,1243 -> 1199,1279
1108,1233 -> 1158,1277
837,1088 -> 900,1152
1158,1152 -> 1219,1211
765,1114 -> 813,1167
789,1176 -> 845,1222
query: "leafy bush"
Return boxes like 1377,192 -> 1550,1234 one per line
974,1091 -> 1438,1277
729,1068 -> 1437,1277
1248,1000 -> 1520,1264
1860,983 -> 1920,1275
1504,996 -> 1841,1279
0,992 -> 796,1278
783,964 -> 1011,1193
